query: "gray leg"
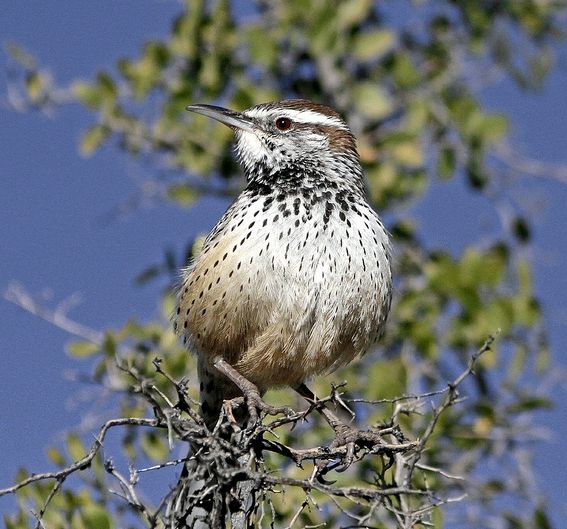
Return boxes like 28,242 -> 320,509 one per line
213,358 -> 294,425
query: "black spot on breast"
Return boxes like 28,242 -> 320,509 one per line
323,202 -> 334,224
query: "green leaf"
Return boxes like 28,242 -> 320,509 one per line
431,506 -> 444,529
96,72 -> 117,100
365,357 -> 407,400
509,345 -> 528,381
534,508 -> 552,529
67,433 -> 86,461
438,147 -> 456,179
536,345 -> 551,372
25,72 -> 43,101
67,341 -> 99,358
141,431 -> 168,461
161,290 -> 177,320
245,26 -> 277,67
167,184 -> 197,207
72,81 -> 104,109
6,42 -> 36,68
480,114 -> 508,143
391,140 -> 423,167
81,504 -> 112,529
352,83 -> 392,120
352,29 -> 394,61
4,516 -> 18,529
517,259 -> 532,296
135,265 -> 162,285
392,53 -> 419,88
337,0 -> 372,29
46,447 -> 67,467
506,397 -> 553,414
102,333 -> 117,357
512,217 -> 531,243
80,124 -> 109,156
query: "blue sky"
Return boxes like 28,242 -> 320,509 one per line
1,0 -> 566,524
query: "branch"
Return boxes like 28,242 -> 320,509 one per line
250,472 -> 432,501
415,335 -> 494,458
0,417 -> 157,497
4,282 -> 103,344
495,140 -> 567,183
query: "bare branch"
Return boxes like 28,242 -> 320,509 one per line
0,417 -> 157,497
4,282 -> 103,344
496,140 -> 567,183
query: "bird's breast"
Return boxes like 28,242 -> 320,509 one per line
176,189 -> 392,389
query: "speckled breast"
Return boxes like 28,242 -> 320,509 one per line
176,186 -> 392,390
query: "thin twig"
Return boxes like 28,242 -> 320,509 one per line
0,418 -> 158,497
4,282 -> 103,343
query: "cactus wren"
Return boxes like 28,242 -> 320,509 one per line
175,99 -> 392,428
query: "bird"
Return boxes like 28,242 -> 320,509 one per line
175,99 -> 392,430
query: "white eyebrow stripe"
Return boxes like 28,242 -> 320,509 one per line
246,108 -> 348,130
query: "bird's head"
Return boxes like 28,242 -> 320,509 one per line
186,99 -> 363,190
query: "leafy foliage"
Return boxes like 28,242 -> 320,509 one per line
4,1 -> 564,528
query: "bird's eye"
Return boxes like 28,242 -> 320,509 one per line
275,117 -> 292,131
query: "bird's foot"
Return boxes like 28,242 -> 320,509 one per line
315,423 -> 387,479
241,387 -> 295,426
213,358 -> 294,426
222,397 -> 245,429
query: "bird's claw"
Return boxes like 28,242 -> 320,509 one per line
315,424 -> 384,477
242,388 -> 295,426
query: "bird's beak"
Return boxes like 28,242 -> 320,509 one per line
186,104 -> 256,133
